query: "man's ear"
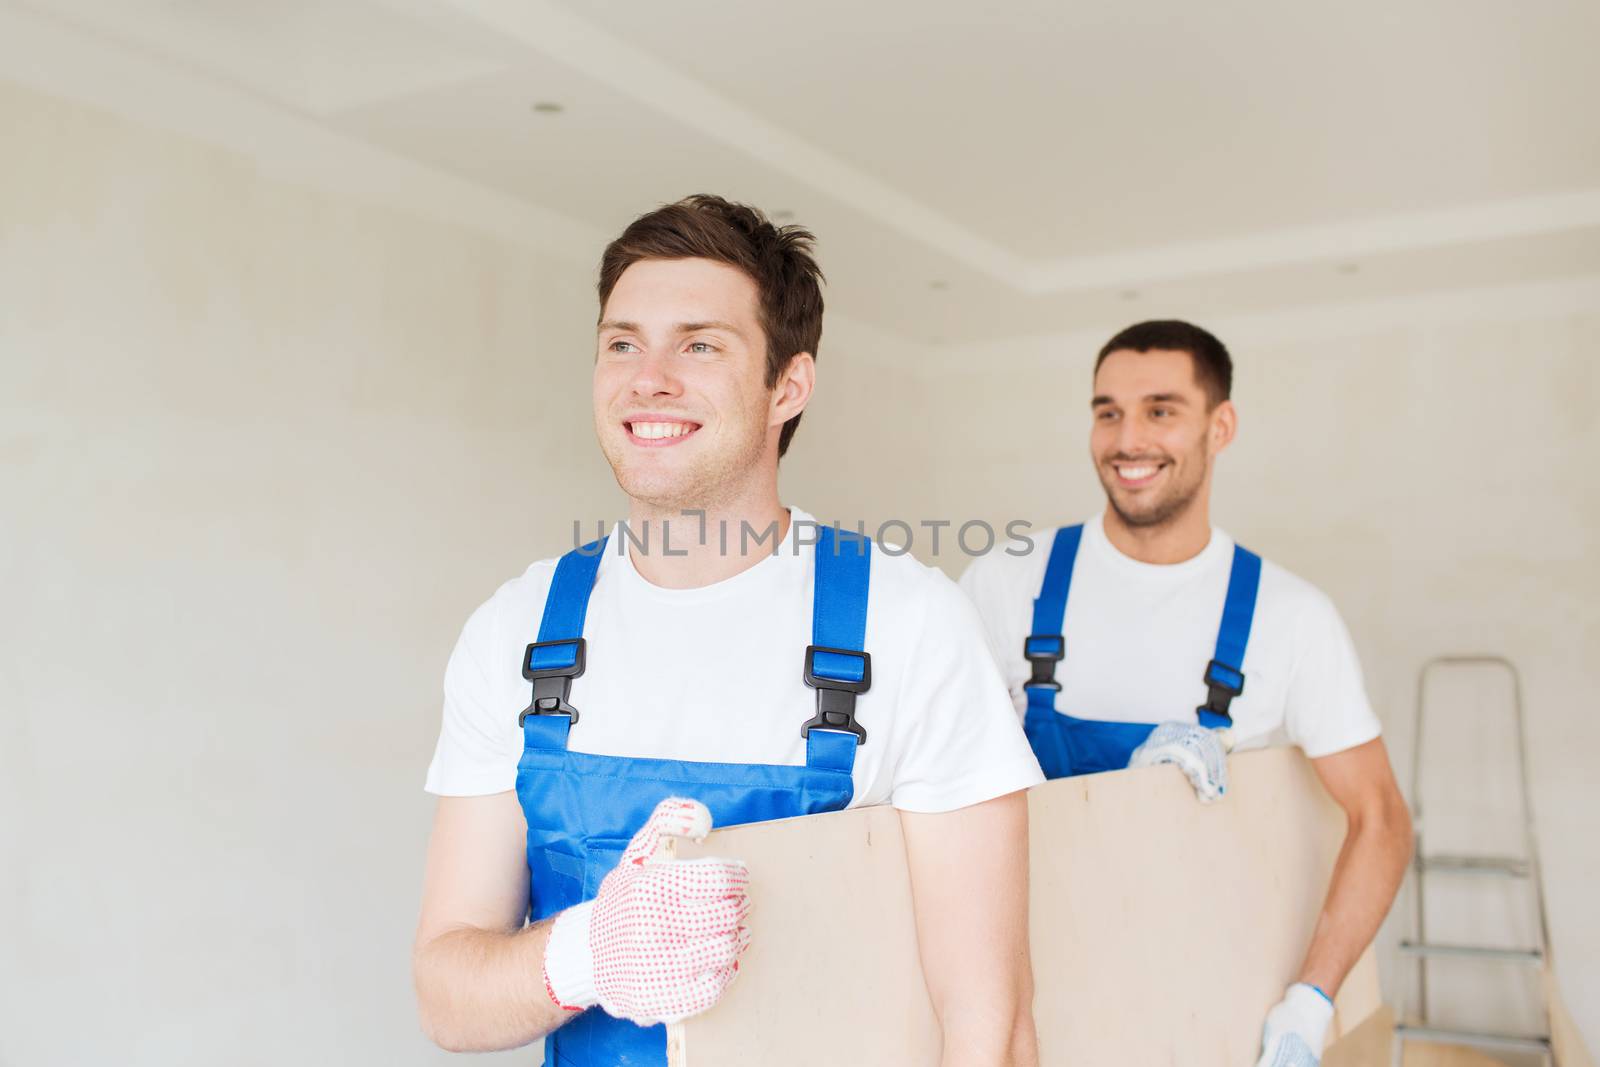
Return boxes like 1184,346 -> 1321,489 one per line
1210,398 -> 1238,456
772,352 -> 815,427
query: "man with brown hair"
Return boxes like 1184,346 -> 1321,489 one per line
960,320 -> 1411,1067
413,196 -> 1043,1066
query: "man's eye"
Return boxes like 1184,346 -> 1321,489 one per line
608,341 -> 638,353
687,342 -> 716,354
1152,408 -> 1173,417
1096,410 -> 1118,421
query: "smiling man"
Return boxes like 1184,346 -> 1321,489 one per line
412,196 -> 1043,1067
959,320 -> 1411,1067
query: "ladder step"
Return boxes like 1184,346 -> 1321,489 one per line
1418,853 -> 1529,877
1395,1024 -> 1551,1053
1399,941 -> 1543,963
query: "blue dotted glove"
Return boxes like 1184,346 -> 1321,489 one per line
1254,983 -> 1334,1067
1128,721 -> 1229,803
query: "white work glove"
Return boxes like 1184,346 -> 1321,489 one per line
1128,721 -> 1229,803
541,797 -> 752,1026
1254,983 -> 1335,1067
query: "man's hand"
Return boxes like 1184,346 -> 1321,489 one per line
1128,721 -> 1229,802
1254,983 -> 1334,1066
543,797 -> 751,1026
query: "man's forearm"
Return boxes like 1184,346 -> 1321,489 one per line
939,995 -> 1040,1067
1297,805 -> 1413,995
901,792 -> 1039,1067
413,919 -> 570,1052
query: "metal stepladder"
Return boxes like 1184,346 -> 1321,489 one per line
1393,655 -> 1556,1065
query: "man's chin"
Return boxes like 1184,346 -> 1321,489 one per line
1112,504 -> 1166,529
611,466 -> 707,511
1104,487 -> 1182,530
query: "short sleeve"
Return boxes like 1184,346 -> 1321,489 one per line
1282,591 -> 1383,758
424,595 -> 521,796
958,552 -> 1031,720
887,578 -> 1044,812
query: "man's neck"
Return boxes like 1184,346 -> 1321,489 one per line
1101,500 -> 1213,565
625,493 -> 791,590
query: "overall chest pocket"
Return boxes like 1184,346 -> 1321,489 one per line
576,837 -> 631,899
526,835 -> 631,918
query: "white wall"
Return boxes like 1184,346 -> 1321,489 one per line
0,76 -> 585,1067
917,287 -> 1600,1049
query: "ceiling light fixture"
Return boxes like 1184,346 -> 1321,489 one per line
929,280 -> 948,290
1120,290 -> 1140,301
531,101 -> 565,115
772,210 -> 795,221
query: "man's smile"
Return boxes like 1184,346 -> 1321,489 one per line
1110,458 -> 1170,489
624,416 -> 703,448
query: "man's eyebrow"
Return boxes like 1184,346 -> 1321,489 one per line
596,319 -> 745,336
1090,392 -> 1191,406
676,320 -> 743,335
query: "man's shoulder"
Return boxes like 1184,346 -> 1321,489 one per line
866,540 -> 952,602
957,522 -> 1061,590
864,541 -> 987,632
1251,552 -> 1345,628
456,556 -> 564,649
490,555 -> 562,606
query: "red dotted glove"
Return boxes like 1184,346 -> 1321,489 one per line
541,798 -> 752,1026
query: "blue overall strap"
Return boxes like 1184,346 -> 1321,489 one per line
520,537 -> 608,734
1024,525 -> 1084,691
802,525 -> 872,760
1197,543 -> 1262,728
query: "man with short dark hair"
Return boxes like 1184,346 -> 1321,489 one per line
960,320 -> 1412,1067
414,196 -> 1043,1066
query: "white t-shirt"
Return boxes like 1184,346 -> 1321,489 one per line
426,509 -> 1044,811
957,513 -> 1380,759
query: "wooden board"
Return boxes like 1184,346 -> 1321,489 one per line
1324,1007 -> 1396,1067
1331,971 -> 1595,1067
1547,966 -> 1596,1067
667,748 -> 1380,1066
1325,1008 -> 1511,1067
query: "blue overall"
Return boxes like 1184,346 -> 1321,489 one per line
514,526 -> 873,1066
1021,524 -> 1263,780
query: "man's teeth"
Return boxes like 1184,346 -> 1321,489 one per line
1118,465 -> 1159,480
631,421 -> 695,440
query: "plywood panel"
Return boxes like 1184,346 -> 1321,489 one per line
663,801 -> 933,1067
667,748 -> 1380,1066
1548,967 -> 1597,1067
1337,972 -> 1596,1067
1324,1006 -> 1395,1067
1326,1008 -> 1513,1067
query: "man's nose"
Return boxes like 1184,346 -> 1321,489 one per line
628,348 -> 682,399
1114,417 -> 1152,456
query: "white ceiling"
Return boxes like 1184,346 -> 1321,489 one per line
10,0 -> 1600,344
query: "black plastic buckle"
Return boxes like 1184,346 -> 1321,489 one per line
1023,634 -> 1065,690
519,638 -> 586,726
1197,657 -> 1244,723
802,644 -> 871,744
